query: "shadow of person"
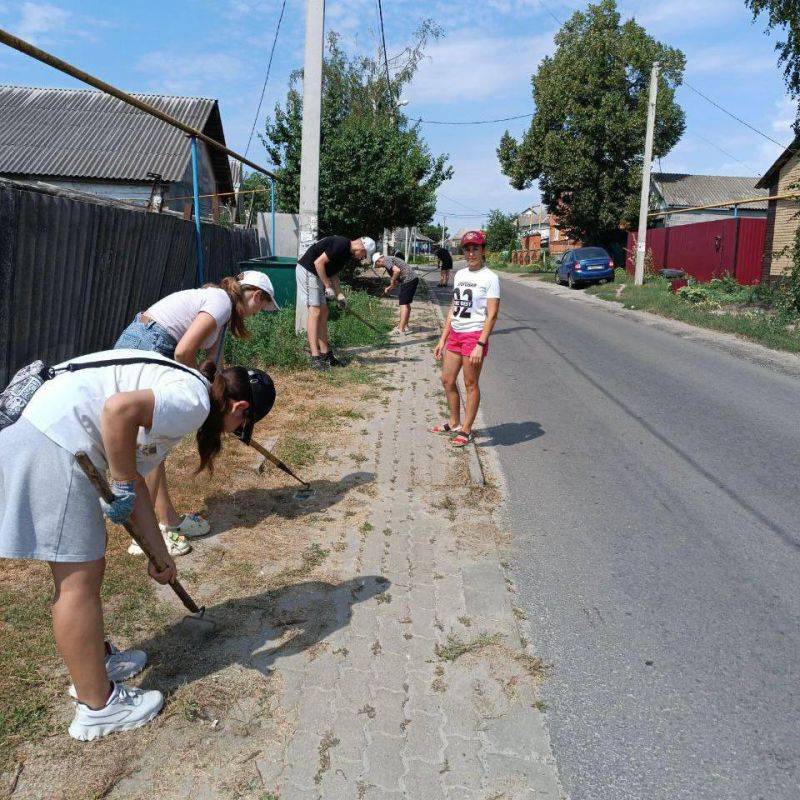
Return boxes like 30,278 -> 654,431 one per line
491,325 -> 539,336
477,421 -> 545,447
138,576 -> 390,692
203,472 -> 375,534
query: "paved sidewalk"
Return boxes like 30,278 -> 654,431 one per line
248,296 -> 562,799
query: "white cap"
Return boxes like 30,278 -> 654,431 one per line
361,236 -> 376,261
372,252 -> 384,265
238,270 -> 280,311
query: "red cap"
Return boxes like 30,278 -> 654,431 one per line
461,230 -> 486,247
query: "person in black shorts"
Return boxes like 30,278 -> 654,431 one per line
296,235 -> 376,369
373,253 -> 419,335
436,246 -> 453,287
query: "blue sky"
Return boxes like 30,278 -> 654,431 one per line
0,0 -> 794,232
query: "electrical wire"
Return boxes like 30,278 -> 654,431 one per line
376,0 -> 394,107
243,0 -> 287,160
689,132 -> 751,169
683,80 -> 789,150
412,112 -> 534,125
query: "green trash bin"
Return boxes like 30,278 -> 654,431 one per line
238,256 -> 298,308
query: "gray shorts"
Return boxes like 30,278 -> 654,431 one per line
296,264 -> 325,308
0,417 -> 106,563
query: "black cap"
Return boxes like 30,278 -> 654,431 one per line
233,369 -> 276,444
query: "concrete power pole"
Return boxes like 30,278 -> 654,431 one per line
634,61 -> 659,287
296,0 -> 325,333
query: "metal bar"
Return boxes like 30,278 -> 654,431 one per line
271,178 -> 276,257
190,136 -> 205,286
0,28 -> 277,181
648,191 -> 800,218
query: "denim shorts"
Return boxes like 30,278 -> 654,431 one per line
114,314 -> 177,358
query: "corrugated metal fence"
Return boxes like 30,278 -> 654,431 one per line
0,179 -> 258,385
625,218 -> 766,285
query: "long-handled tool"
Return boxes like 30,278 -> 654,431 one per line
328,296 -> 383,334
75,452 -> 214,629
248,440 -> 314,500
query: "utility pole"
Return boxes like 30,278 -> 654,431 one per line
441,216 -> 446,248
296,0 -> 325,332
404,226 -> 409,259
634,61 -> 659,286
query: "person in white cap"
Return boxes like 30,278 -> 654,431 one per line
296,235 -> 376,370
113,270 -> 279,551
373,251 -> 419,335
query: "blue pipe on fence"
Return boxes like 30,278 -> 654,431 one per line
190,135 -> 205,285
271,178 -> 276,257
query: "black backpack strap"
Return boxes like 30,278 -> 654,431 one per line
56,357 -> 208,387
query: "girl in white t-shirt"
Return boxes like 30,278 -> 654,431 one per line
432,231 -> 500,447
0,353 -> 275,741
114,271 -> 279,552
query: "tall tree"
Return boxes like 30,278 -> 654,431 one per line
484,210 -> 518,252
746,0 -> 800,129
420,222 -> 449,243
263,24 -> 452,239
497,0 -> 685,245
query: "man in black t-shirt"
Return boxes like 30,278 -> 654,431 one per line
295,235 -> 376,369
436,246 -> 453,287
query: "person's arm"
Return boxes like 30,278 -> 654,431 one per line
100,390 -> 176,584
314,252 -> 333,293
174,312 -> 218,367
434,307 -> 454,360
384,267 -> 401,295
468,298 -> 499,365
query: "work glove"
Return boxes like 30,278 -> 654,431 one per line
337,292 -> 347,309
325,286 -> 335,300
100,479 -> 137,525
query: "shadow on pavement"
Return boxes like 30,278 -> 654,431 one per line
139,576 -> 391,691
477,421 -> 544,447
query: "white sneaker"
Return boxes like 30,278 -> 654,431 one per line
68,682 -> 163,741
127,530 -> 192,556
68,642 -> 148,698
159,513 -> 210,539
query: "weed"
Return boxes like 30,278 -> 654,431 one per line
358,704 -> 377,719
376,593 -> 392,604
457,615 -> 473,627
532,700 -> 548,712
314,730 -> 340,785
276,435 -> 319,468
435,632 -> 502,662
371,640 -> 382,656
359,521 -> 374,534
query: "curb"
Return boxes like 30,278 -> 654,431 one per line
421,278 -> 487,488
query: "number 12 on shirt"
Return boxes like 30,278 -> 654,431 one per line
453,288 -> 473,318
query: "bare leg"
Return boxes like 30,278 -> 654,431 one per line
460,357 -> 484,434
146,461 -> 181,528
317,303 -> 330,354
306,305 -> 323,357
441,348 -> 463,429
50,559 -> 110,709
399,304 -> 411,332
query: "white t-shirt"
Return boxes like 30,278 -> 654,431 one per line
450,267 -> 501,333
22,349 -> 211,475
147,287 -> 232,350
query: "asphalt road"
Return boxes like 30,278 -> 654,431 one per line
427,271 -> 800,800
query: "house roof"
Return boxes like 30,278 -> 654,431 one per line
0,85 -> 233,195
756,137 -> 800,189
651,172 -> 767,211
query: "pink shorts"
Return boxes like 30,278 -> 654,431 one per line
446,330 -> 488,357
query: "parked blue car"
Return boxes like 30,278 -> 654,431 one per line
555,246 -> 615,288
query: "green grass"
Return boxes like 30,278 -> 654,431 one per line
225,284 -> 394,369
487,258 -> 556,276
586,275 -> 800,353
275,434 -> 320,467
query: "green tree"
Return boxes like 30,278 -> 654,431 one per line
484,210 -> 518,252
497,0 -> 685,246
420,222 -> 449,243
263,24 -> 452,239
239,171 -> 273,218
746,0 -> 800,127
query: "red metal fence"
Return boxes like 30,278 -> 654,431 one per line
625,218 -> 765,284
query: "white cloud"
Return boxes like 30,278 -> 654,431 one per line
135,51 -> 245,97
623,0 -> 742,30
411,30 -> 552,103
688,46 -> 775,77
12,2 -> 70,44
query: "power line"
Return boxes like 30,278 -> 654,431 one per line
683,80 -> 789,150
689,131 -> 750,169
535,0 -> 564,26
412,112 -> 534,125
438,192 -> 486,214
244,0 -> 287,160
376,0 -> 394,107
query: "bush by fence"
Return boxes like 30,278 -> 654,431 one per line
0,179 -> 259,385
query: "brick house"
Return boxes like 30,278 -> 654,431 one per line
756,138 -> 800,280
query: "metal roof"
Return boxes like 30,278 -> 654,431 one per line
0,85 -> 233,194
652,172 -> 767,210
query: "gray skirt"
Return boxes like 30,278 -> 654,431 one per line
0,418 -> 106,562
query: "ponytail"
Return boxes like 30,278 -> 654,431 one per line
195,361 -> 251,474
219,277 -> 250,340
